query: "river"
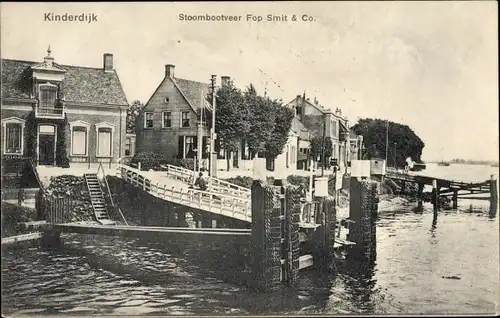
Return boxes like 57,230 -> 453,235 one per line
2,163 -> 498,315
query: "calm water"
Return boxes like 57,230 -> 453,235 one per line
2,164 -> 499,315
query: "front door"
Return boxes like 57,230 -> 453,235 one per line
39,134 -> 55,165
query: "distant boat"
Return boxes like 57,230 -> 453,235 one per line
438,161 -> 450,167
491,163 -> 499,167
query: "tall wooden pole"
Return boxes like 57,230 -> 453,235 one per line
210,75 -> 217,182
197,90 -> 204,174
385,120 -> 389,162
321,114 -> 326,177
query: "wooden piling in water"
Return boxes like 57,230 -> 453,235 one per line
251,180 -> 281,292
417,183 -> 424,210
432,180 -> 438,213
452,190 -> 458,210
284,183 -> 301,287
490,174 -> 498,215
348,178 -> 379,260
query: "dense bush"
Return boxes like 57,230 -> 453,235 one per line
130,152 -> 169,170
130,152 -> 197,171
1,202 -> 37,237
46,175 -> 95,222
223,176 -> 254,188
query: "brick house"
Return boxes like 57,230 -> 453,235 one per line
1,48 -> 129,167
135,64 -> 213,168
285,94 -> 352,172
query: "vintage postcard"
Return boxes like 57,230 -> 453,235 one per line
1,1 -> 498,317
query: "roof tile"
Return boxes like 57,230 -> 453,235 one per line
1,58 -> 128,106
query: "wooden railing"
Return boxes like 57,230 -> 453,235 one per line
159,164 -> 251,199
117,164 -> 251,222
97,162 -> 129,226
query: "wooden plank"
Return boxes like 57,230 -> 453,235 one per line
299,254 -> 314,270
1,232 -> 43,245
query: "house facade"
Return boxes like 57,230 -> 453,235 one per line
1,48 -> 129,167
135,64 -> 213,168
285,94 -> 351,170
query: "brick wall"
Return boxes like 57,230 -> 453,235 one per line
66,105 -> 126,163
1,102 -> 126,164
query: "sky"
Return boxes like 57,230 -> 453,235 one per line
1,2 -> 498,162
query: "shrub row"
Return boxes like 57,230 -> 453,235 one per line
130,152 -> 195,170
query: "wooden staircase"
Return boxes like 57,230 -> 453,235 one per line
84,173 -> 116,225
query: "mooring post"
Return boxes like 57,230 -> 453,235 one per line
490,174 -> 498,215
417,183 -> 424,210
251,180 -> 282,292
432,180 -> 438,213
284,183 -> 301,287
348,178 -> 380,260
321,197 -> 337,271
452,190 -> 458,210
40,230 -> 61,249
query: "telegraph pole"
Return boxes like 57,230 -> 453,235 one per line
210,75 -> 217,179
385,119 -> 389,162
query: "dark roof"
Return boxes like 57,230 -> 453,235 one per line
173,77 -> 211,112
291,117 -> 311,141
1,58 -> 128,106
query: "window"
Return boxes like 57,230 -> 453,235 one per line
185,136 -> 195,158
181,111 -> 190,128
72,127 -> 87,155
4,122 -> 23,154
95,122 -> 115,157
331,120 -> 338,138
69,121 -> 90,156
144,112 -> 154,128
178,136 -> 197,158
39,84 -> 58,109
125,138 -> 131,156
162,112 -> 172,128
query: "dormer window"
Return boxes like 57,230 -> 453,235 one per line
39,83 -> 58,109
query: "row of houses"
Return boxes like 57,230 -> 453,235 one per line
1,48 -> 363,176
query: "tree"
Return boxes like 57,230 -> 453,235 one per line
264,98 -> 294,159
207,81 -> 250,170
205,82 -> 294,170
243,84 -> 275,157
310,136 -> 333,167
352,118 -> 425,167
126,100 -> 143,133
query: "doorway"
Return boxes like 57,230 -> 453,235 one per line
38,124 -> 56,166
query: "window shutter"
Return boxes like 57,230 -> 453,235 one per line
178,136 -> 184,159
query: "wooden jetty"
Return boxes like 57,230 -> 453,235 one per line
386,168 -> 498,211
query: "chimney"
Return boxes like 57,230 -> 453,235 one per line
221,76 -> 231,87
103,53 -> 113,72
165,64 -> 175,78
